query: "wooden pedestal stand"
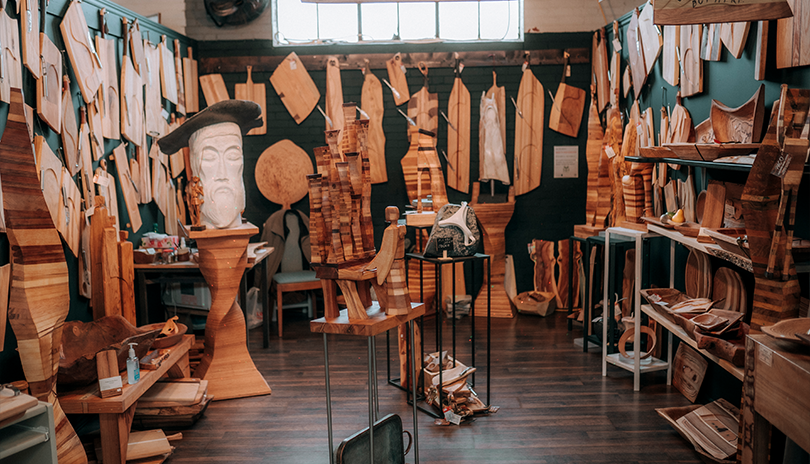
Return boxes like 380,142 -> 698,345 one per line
186,223 -> 271,401
471,183 -> 516,318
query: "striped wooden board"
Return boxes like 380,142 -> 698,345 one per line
447,75 -> 470,193
361,70 -> 387,184
270,52 -> 319,124
585,87 -> 604,226
408,86 -> 438,134
514,68 -> 544,195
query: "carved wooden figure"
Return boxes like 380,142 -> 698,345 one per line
187,176 -> 204,230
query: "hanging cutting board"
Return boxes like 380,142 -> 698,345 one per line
96,160 -> 120,233
680,24 -> 703,97
58,168 -> 81,257
270,52 -> 319,124
199,73 -> 229,106
662,26 -> 680,86
165,178 -> 178,235
407,63 -> 438,134
143,40 -> 163,138
0,11 -> 22,104
585,86 -> 604,226
129,19 -> 145,75
361,68 -> 387,184
514,68 -> 544,196
87,98 -> 104,160
627,8 -> 646,99
610,22 -> 621,108
549,58 -> 585,139
36,33 -> 61,133
173,39 -> 186,115
34,136 -> 63,230
20,0 -> 39,78
700,23 -> 722,62
61,0 -> 102,103
61,77 -> 81,176
325,56 -> 345,135
183,47 -> 199,113
137,138 -> 152,204
151,142 -> 168,216
385,52 -> 410,106
776,0 -> 810,69
113,143 -> 142,232
754,21 -> 768,80
234,65 -> 266,135
159,36 -> 178,105
255,139 -> 313,209
121,52 -> 144,147
637,1 -> 661,76
446,66 -> 469,193
78,106 -> 95,209
719,22 -> 750,59
593,29 -> 609,113
96,32 -> 120,140
487,71 -> 506,156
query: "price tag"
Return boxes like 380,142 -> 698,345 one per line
289,59 -> 297,70
605,145 -> 617,159
758,345 -> 773,367
770,153 -> 791,178
613,38 -> 622,53
95,173 -> 110,187
161,108 -> 170,121
99,375 -> 123,391
458,63 -> 464,73
565,65 -> 571,77
401,64 -> 407,74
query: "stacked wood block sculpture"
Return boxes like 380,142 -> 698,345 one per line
307,103 -> 412,320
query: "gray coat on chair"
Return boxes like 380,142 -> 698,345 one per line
255,209 -> 312,289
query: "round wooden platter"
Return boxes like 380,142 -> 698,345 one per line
685,249 -> 712,299
255,139 -> 314,209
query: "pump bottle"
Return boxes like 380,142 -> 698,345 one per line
126,343 -> 140,385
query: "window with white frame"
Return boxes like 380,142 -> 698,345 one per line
272,0 -> 522,45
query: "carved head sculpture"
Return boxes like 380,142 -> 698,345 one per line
158,100 -> 262,229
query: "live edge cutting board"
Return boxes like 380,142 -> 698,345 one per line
270,52 -> 319,125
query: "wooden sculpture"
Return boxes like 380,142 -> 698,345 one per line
479,88 -> 510,186
471,183 -> 516,318
2,89 -> 87,464
447,58 -> 470,193
557,239 -> 581,309
235,66 -> 267,135
710,84 -> 765,144
270,52 -> 319,124
187,177 -> 204,229
514,65 -> 544,195
531,240 -> 560,307
605,103 -> 624,227
662,26 -> 680,87
0,9 -> 22,104
385,52 -> 410,106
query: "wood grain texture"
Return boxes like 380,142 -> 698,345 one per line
159,37 -> 178,105
680,25 -> 703,97
637,2 -> 661,76
36,33 -> 61,133
121,53 -> 144,147
653,0 -> 792,25
1,89 -> 85,464
184,47 -> 199,113
514,69 -> 544,195
143,41 -> 164,138
57,169 -> 81,258
88,97 -> 104,160
627,9 -> 646,99
447,75 -> 470,193
325,56 -> 345,136
0,12 -> 23,104
270,52 -> 319,125
174,39 -> 186,115
549,82 -> 584,139
710,84 -> 765,144
719,21 -> 750,59
361,71 -> 387,184
35,136 -> 63,232
408,86 -> 439,135
199,74 -> 229,106
256,140 -> 312,209
662,26 -> 680,86
20,0 -> 39,79
0,264 -> 9,353
128,19 -> 145,75
385,52 -> 410,106
97,35 -> 120,140
234,66 -> 267,135
113,143 -> 143,232
776,0 -> 810,69
584,88 -> 604,227
61,0 -> 102,103
700,23 -> 722,62
754,21 -> 768,81
188,224 -> 271,400
593,29 -> 610,113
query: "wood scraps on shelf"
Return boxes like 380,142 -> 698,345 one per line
270,52 -> 319,124
446,57 -> 470,193
514,63 -> 544,196
361,63 -> 387,184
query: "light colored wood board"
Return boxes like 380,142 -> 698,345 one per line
446,76 -> 470,193
269,52 -> 319,124
20,0 -> 39,79
121,53 -> 145,147
719,21 -> 751,59
385,52 -> 410,106
672,343 -> 708,403
151,144 -> 168,217
638,2 -> 662,76
627,9 -> 646,99
325,56 -> 345,134
653,0 -> 793,25
118,240 -> 136,325
514,69 -> 544,195
0,13 -> 23,104
79,111 -> 95,209
199,74 -> 229,106
129,20 -> 145,75
593,29 -> 610,113
137,144 -> 152,204
183,47 -> 199,113
755,21 -> 768,80
610,48 -> 620,108
36,33 -> 61,133
361,71 -> 387,184
87,98 -> 104,160
255,139 -> 313,208
680,24 -> 703,98
710,84 -> 765,144
622,65 -> 631,98
159,38 -> 178,105
234,66 -> 267,135
61,0 -> 102,103
776,0 -> 810,68
700,23 -> 722,61
662,26 -> 680,86
113,144 -> 143,232
58,169 -> 82,257
62,82 -> 81,176
169,151 -> 184,178
97,36 -> 120,140
0,264 -> 9,352
173,39 -> 186,115
90,205 -> 119,319
702,181 -> 726,231
96,350 -> 122,398
35,136 -> 64,232
408,86 -> 438,134
98,165 -> 121,235
479,86 -> 510,185
585,90 -> 604,226
127,430 -> 172,461
549,82 -> 585,139
144,41 -> 164,138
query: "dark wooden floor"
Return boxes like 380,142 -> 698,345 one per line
167,310 -> 702,463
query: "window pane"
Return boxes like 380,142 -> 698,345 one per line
318,3 -> 359,42
438,2 -> 478,40
361,3 -> 399,41
398,3 -> 436,40
480,1 -> 520,40
275,0 -> 318,43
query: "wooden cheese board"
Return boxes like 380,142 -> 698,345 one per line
385,52 -> 410,106
255,139 -> 313,209
36,33 -> 61,133
680,25 -> 703,97
446,62 -> 469,193
514,67 -> 544,195
61,0 -> 103,103
183,47 -> 199,113
159,36 -> 178,105
35,136 -> 63,231
269,52 -> 319,124
0,12 -> 22,104
234,65 -> 266,135
361,68 -> 387,184
199,73 -> 229,106
128,18 -> 145,75
174,39 -> 186,115
58,168 -> 81,257
114,143 -> 143,232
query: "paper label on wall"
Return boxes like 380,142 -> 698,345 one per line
758,345 -> 773,367
554,146 -> 579,179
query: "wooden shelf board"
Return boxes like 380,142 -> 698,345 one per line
605,353 -> 669,373
0,423 -> 50,459
310,302 -> 425,337
647,224 -> 753,270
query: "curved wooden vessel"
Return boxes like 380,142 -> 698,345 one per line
1,89 -> 86,463
447,75 -> 470,194
514,68 -> 544,196
361,70 -> 387,184
710,84 -> 765,144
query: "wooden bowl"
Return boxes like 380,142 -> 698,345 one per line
761,318 -> 810,346
691,313 -> 728,332
140,322 -> 189,349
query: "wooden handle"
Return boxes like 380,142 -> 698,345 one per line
79,105 -> 87,125
187,46 -> 193,60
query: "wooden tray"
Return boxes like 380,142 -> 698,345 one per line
656,404 -> 735,464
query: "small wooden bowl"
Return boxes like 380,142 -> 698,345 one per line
141,322 -> 189,349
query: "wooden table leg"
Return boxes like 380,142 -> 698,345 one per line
99,403 -> 137,464
261,257 -> 270,348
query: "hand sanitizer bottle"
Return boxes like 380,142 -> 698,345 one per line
126,343 -> 140,385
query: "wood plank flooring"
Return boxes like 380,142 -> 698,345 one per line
165,311 -> 701,463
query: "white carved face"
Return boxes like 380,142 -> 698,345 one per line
189,122 -> 245,229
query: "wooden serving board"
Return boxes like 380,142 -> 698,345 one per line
0,12 -> 23,104
35,136 -> 63,231
514,68 -> 544,195
755,21 -> 768,81
174,39 -> 186,115
87,98 -> 104,160
61,0 -> 102,103
447,75 -> 470,193
144,41 -> 164,138
121,53 -> 144,147
700,23 -> 722,62
159,36 -> 178,105
183,47 -> 199,113
550,82 -> 585,139
61,79 -> 80,176
255,140 -> 313,209
129,19 -> 145,75
325,56 -> 345,135
361,70 -> 387,184
234,66 -> 266,135
585,88 -> 604,226
776,0 -> 810,68
720,21 -> 750,59
662,26 -> 680,86
36,33 -> 61,133
78,107 -> 95,209
199,73 -> 229,106
96,35 -> 120,140
385,52 -> 410,106
20,0 -> 39,79
270,52 -> 319,124
637,1 -> 661,76
593,29 -> 609,113
113,144 -> 143,233
680,25 -> 703,97
653,0 -> 792,25
408,85 -> 438,135
58,168 -> 81,257
610,25 -> 621,108
627,9 -> 646,99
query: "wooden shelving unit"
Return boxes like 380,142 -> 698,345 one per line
0,403 -> 57,464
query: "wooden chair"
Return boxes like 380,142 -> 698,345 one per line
273,210 -> 321,338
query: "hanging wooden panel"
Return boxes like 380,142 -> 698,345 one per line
680,24 -> 703,97
113,143 -> 143,233
638,2 -> 662,76
514,68 -> 544,195
87,98 -> 104,160
200,73 -> 230,106
174,39 -> 186,115
361,70 -> 387,184
385,52 -> 410,106
653,0 -> 792,25
78,107 -> 95,210
58,169 -> 81,257
627,9 -> 647,99
121,53 -> 144,147
776,0 -> 810,69
159,36 -> 178,105
719,21 -> 751,59
144,41 -> 163,138
20,0 -> 39,79
446,74 -> 469,193
61,77 -> 80,176
35,136 -> 63,231
36,33 -> 61,133
662,26 -> 680,86
61,0 -> 103,103
0,12 -> 22,104
549,82 -> 585,138
184,47 -> 199,113
269,52 -> 319,124
325,56 -> 345,134
754,21 -> 768,80
96,34 -> 120,140
593,29 -> 610,113
610,30 -> 621,108
234,65 -> 266,135
129,19 -> 145,75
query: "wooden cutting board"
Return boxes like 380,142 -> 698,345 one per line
755,21 -> 768,80
61,77 -> 80,176
151,143 -> 168,216
325,56 -> 345,134
129,19 -> 145,76
144,41 -> 163,138
270,52 -> 319,124
653,0 -> 792,25
662,26 -> 680,86
680,24 -> 703,97
114,143 -> 143,233
361,69 -> 387,184
139,379 -> 208,407
137,141 -> 152,204
593,29 -> 609,113
61,0 -> 102,103
610,22 -> 621,108
159,36 -> 178,105
96,160 -> 120,234
0,389 -> 37,423
87,98 -> 104,160
549,76 -> 585,138
96,34 -> 120,140
638,2 -> 662,76
627,8 -> 646,99
127,430 -> 172,461
234,65 -> 266,135
34,136 -> 63,231
385,52 -> 410,106
121,52 -> 144,147
585,87 -> 604,226
174,39 -> 186,115
36,33 -> 61,133
183,47 -> 199,113
776,0 -> 810,69
78,106 -> 95,209
20,0 -> 39,79
685,249 -> 712,299
700,23 -> 722,61
199,73 -> 229,106
255,139 -> 313,209
58,168 -> 81,257
719,21 -> 750,59
514,68 -> 544,195
446,73 -> 470,193
0,12 -> 22,104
